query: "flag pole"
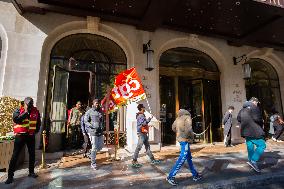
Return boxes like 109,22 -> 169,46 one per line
105,85 -> 110,147
114,107 -> 120,161
145,97 -> 152,114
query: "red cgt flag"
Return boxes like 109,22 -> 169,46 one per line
101,93 -> 116,113
111,67 -> 145,106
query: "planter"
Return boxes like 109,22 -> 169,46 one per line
0,140 -> 25,172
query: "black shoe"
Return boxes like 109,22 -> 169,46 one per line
192,173 -> 202,181
28,173 -> 38,178
166,176 -> 178,186
5,178 -> 13,184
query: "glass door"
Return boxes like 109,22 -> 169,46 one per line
178,78 -> 204,142
50,65 -> 69,134
191,80 -> 204,142
160,76 -> 176,144
203,79 -> 222,142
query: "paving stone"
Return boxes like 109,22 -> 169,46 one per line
0,140 -> 283,188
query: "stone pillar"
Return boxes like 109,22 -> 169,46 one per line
125,103 -> 161,152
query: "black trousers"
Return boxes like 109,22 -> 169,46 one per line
69,125 -> 81,148
8,135 -> 35,178
83,134 -> 91,155
225,128 -> 232,146
274,125 -> 284,139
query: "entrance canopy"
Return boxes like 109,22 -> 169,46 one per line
13,0 -> 284,51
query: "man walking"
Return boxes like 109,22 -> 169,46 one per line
5,97 -> 41,184
270,110 -> 284,142
81,112 -> 91,158
84,99 -> 104,170
223,106 -> 235,147
132,104 -> 160,167
237,97 -> 266,173
68,101 -> 84,149
166,108 -> 201,186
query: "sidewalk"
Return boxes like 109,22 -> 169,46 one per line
0,140 -> 283,189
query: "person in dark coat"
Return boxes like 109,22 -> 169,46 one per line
84,99 -> 104,170
81,114 -> 91,157
270,110 -> 284,142
237,97 -> 266,173
223,106 -> 235,147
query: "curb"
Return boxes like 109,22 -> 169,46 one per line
185,171 -> 284,189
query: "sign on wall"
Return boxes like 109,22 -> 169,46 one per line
232,84 -> 242,103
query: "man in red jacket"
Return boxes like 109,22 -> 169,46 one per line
5,97 -> 41,184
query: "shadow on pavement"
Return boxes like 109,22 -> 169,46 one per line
259,151 -> 282,169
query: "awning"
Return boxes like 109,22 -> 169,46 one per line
11,0 -> 284,51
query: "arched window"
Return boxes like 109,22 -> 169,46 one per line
245,58 -> 283,116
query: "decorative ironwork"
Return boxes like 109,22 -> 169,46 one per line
104,131 -> 126,147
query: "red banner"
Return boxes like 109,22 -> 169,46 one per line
101,67 -> 146,112
101,94 -> 116,113
111,67 -> 145,106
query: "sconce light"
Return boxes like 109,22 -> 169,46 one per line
143,40 -> 154,71
233,54 -> 251,79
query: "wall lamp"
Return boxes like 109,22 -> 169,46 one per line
233,54 -> 251,79
143,40 -> 154,71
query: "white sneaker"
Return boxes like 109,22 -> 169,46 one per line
246,161 -> 260,173
272,137 -> 277,142
277,140 -> 283,142
91,164 -> 97,170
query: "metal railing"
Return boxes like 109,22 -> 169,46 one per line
103,131 -> 126,147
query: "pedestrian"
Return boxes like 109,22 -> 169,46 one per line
270,110 -> 284,142
67,101 -> 84,149
166,107 -> 202,186
223,106 -> 235,147
132,104 -> 160,168
237,97 -> 266,173
5,97 -> 41,184
84,99 -> 104,170
269,112 -> 275,137
81,110 -> 91,158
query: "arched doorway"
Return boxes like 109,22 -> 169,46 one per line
245,58 -> 283,134
45,33 -> 127,151
159,47 -> 222,144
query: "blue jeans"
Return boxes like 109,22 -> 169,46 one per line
88,134 -> 104,166
245,137 -> 266,162
133,133 -> 154,161
168,141 -> 197,178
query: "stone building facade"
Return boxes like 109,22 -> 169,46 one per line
1,1 -> 284,152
